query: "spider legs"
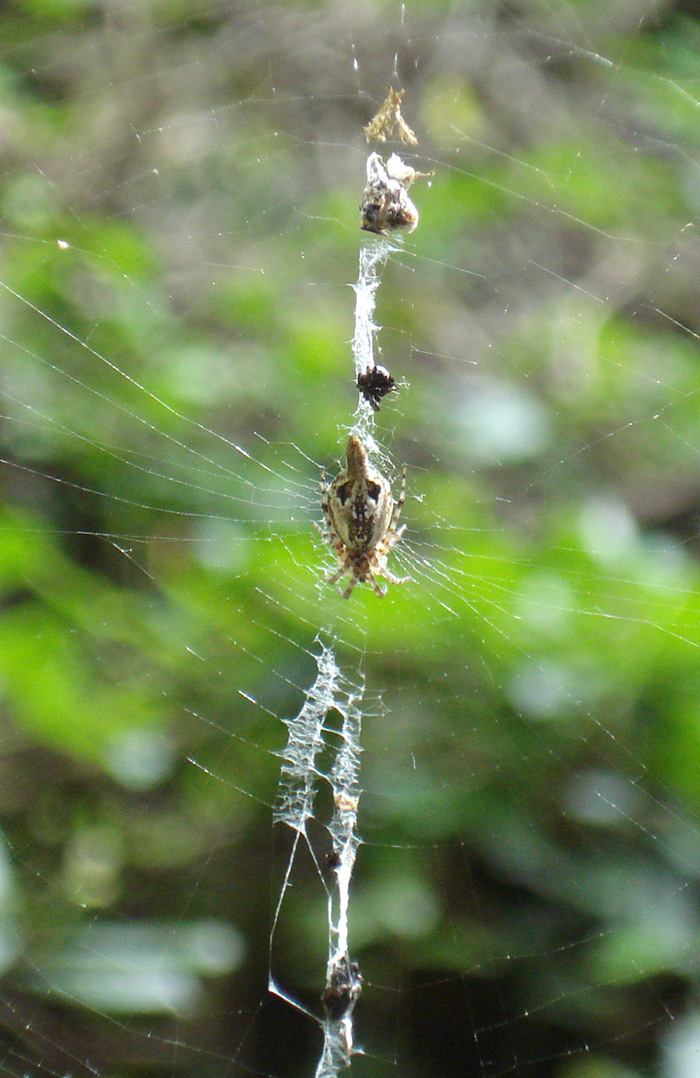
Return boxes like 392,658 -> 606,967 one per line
326,563 -> 349,587
389,465 -> 407,534
381,568 -> 410,586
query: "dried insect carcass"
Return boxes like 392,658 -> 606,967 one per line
360,152 -> 420,235
321,953 -> 363,1021
356,364 -> 397,411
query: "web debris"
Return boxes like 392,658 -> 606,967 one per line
360,152 -> 421,236
363,86 -> 417,145
270,86 -> 423,1076
272,643 -> 364,1074
356,87 -> 427,413
356,363 -> 396,411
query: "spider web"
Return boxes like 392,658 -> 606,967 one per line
1,2 -> 700,1077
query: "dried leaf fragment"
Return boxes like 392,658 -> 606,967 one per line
363,87 -> 418,145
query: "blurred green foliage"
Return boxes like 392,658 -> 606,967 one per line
2,1 -> 700,1077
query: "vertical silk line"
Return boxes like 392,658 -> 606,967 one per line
351,238 -> 396,380
273,86 -> 423,1077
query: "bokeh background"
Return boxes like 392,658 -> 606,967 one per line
3,1 -> 700,1076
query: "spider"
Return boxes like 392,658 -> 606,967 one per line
320,434 -> 409,599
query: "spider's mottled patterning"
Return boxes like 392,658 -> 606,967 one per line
320,435 -> 408,599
